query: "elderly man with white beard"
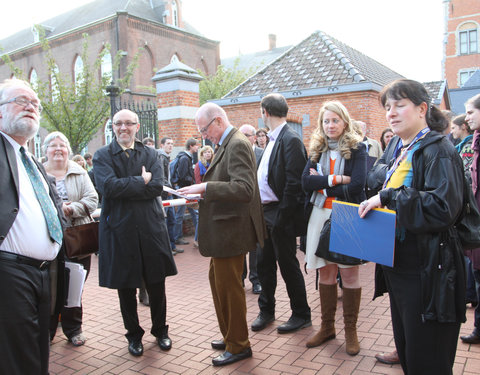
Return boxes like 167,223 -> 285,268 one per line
0,79 -> 65,375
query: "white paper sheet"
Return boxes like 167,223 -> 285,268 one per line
64,261 -> 87,308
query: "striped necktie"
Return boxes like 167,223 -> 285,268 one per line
20,147 -> 63,245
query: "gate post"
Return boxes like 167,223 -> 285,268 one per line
152,55 -> 203,155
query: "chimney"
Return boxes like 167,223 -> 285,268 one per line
268,34 -> 276,50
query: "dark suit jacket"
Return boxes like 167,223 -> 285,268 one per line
259,124 -> 307,236
0,133 -> 66,314
254,145 -> 264,165
198,128 -> 266,258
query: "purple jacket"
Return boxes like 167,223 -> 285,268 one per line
466,130 -> 480,269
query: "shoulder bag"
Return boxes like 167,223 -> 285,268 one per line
456,175 -> 480,250
64,202 -> 99,259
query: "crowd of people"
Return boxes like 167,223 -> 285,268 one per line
0,76 -> 479,375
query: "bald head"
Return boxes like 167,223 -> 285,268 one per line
195,102 -> 231,144
196,103 -> 228,124
239,124 -> 256,145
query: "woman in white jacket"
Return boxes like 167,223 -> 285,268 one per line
43,131 -> 98,347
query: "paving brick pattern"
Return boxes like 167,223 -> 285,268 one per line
50,237 -> 480,374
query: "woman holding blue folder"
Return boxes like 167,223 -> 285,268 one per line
302,101 -> 367,355
359,79 -> 466,375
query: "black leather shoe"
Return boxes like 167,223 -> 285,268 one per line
212,347 -> 252,366
158,325 -> 172,350
158,336 -> 172,350
252,283 -> 262,294
128,341 -> 143,356
138,288 -> 149,306
461,332 -> 480,344
277,316 -> 312,333
251,313 -> 274,332
211,339 -> 226,350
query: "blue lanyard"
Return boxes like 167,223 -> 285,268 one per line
383,127 -> 430,189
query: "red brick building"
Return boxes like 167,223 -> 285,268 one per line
215,31 -> 451,146
0,0 -> 219,157
214,31 -> 404,144
443,0 -> 480,89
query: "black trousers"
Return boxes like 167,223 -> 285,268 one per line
50,255 -> 91,340
242,244 -> 259,286
0,259 -> 51,375
118,280 -> 167,343
383,267 -> 460,375
257,205 -> 310,319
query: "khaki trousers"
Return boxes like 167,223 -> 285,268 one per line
209,254 -> 250,353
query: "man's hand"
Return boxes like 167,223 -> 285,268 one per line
177,183 -> 207,196
142,166 -> 152,184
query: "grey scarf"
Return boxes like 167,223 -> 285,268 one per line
310,139 -> 345,208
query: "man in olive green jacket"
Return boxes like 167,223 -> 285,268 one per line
178,102 -> 266,367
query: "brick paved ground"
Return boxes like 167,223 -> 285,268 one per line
50,236 -> 480,374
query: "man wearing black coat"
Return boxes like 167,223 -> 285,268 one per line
93,109 -> 177,357
252,93 -> 311,333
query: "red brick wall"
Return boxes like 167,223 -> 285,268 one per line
444,0 -> 480,88
156,89 -> 200,147
222,91 -> 388,148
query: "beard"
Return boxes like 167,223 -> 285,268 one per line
1,110 -> 40,140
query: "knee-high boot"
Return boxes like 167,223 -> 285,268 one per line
343,287 -> 361,355
306,283 -> 337,348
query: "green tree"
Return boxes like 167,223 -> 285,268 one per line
1,26 -> 140,154
198,58 -> 259,104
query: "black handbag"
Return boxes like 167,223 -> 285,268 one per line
315,217 -> 364,266
64,202 -> 99,259
456,176 -> 480,250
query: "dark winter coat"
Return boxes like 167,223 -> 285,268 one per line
374,131 -> 466,324
93,139 -> 177,289
302,142 -> 367,220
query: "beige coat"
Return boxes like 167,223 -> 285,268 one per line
198,128 -> 266,258
63,160 -> 98,226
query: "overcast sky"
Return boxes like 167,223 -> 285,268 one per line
0,0 -> 445,82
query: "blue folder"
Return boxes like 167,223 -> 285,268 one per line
329,201 -> 396,267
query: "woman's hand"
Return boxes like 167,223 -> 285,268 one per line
62,202 -> 73,217
309,168 -> 319,176
358,194 -> 382,218
340,175 -> 351,184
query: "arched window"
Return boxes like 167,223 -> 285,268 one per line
51,64 -> 60,102
101,50 -> 113,82
172,0 -> 179,27
74,55 -> 84,91
29,69 -> 38,90
104,119 -> 113,145
458,22 -> 479,55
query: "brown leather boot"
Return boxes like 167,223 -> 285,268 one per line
306,283 -> 337,348
343,287 -> 361,355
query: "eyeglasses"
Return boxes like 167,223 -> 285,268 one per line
0,96 -> 42,113
199,117 -> 216,134
113,121 -> 137,127
47,143 -> 68,149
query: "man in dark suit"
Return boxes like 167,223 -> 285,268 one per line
0,78 -> 65,375
93,109 -> 177,357
178,103 -> 266,367
252,93 -> 311,333
239,124 -> 263,294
